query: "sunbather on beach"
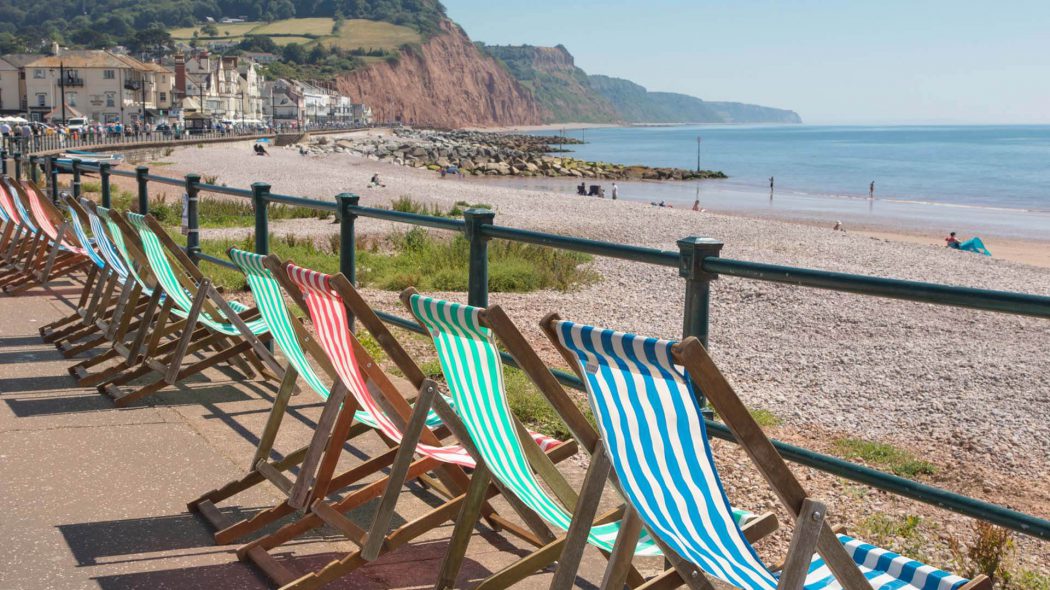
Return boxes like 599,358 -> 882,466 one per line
946,231 -> 961,249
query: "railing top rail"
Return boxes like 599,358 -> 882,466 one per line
707,258 -> 1050,319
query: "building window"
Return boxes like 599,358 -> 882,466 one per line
34,69 -> 45,79
106,94 -> 115,107
103,69 -> 115,80
67,93 -> 77,107
37,93 -> 46,106
159,92 -> 167,103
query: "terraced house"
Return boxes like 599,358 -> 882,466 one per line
23,50 -> 175,125
174,52 -> 265,124
0,54 -> 42,116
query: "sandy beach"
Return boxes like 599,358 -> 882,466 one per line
133,136 -> 1050,567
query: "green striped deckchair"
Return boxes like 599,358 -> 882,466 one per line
189,248 -> 451,545
96,211 -> 282,407
402,293 -> 777,589
235,261 -> 575,590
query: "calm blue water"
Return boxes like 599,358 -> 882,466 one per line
544,125 -> 1050,212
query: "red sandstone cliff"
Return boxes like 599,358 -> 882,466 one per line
335,21 -> 543,128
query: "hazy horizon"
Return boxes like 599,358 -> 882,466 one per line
443,0 -> 1050,126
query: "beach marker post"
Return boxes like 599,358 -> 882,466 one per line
251,182 -> 271,256
70,159 -> 81,198
99,162 -> 112,208
336,192 -> 360,330
184,173 -> 201,265
464,208 -> 495,308
135,166 -> 149,215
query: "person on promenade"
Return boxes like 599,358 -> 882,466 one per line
946,231 -> 961,249
611,183 -> 619,200
869,180 -> 876,199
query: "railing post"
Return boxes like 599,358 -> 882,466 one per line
463,208 -> 495,307
29,155 -> 39,185
185,174 -> 201,265
337,192 -> 360,330
99,162 -> 112,208
677,237 -> 724,347
0,149 -> 7,175
49,156 -> 59,202
135,166 -> 149,214
71,158 -> 82,198
251,182 -> 271,255
13,152 -> 21,180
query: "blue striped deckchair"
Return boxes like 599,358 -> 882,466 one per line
0,178 -> 88,291
236,262 -> 572,590
96,211 -> 282,407
38,195 -> 126,353
188,248 -> 454,546
402,294 -> 776,590
548,319 -> 991,590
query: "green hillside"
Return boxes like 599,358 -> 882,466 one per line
482,44 -> 802,125
483,44 -> 619,124
0,0 -> 444,54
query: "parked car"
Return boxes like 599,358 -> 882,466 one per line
155,122 -> 172,136
66,117 -> 89,133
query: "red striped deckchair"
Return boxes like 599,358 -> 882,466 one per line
236,262 -> 573,590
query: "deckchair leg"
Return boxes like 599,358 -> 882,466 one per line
777,499 -> 826,590
286,382 -> 352,509
250,367 -> 299,470
550,445 -> 615,590
599,506 -> 644,590
361,383 -> 439,561
434,463 -> 493,590
164,282 -> 209,384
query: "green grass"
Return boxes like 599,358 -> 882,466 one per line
711,407 -> 781,428
171,17 -> 420,52
389,197 -> 492,219
107,190 -> 328,229
357,228 -> 598,293
196,228 -> 598,296
503,366 -> 594,440
832,438 -> 937,478
856,514 -> 933,564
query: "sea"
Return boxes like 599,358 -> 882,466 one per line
480,124 -> 1050,240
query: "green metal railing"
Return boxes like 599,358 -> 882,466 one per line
28,153 -> 1050,541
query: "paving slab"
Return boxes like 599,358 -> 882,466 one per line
0,284 -> 619,589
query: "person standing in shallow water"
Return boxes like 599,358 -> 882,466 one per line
611,183 -> 618,200
869,180 -> 875,199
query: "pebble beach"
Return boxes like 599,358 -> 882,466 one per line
156,134 -> 1049,567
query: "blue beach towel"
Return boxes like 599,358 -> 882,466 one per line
959,237 -> 991,256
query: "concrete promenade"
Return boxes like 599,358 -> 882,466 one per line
0,277 -> 607,589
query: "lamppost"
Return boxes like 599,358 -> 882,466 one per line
55,62 -> 67,124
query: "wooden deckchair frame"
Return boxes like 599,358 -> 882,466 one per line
0,179 -> 88,290
42,196 -> 153,357
0,178 -> 88,292
399,301 -> 777,590
542,321 -> 989,590
235,265 -> 572,590
95,211 -> 281,407
189,250 -> 399,546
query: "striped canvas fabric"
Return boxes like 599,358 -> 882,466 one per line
24,184 -> 85,256
284,263 -> 562,468
126,213 -> 267,336
408,294 -> 662,555
227,249 -> 445,431
101,209 -> 155,297
6,180 -> 38,233
0,178 -> 29,228
0,181 -> 10,224
553,320 -> 971,590
84,204 -> 129,278
67,204 -> 107,270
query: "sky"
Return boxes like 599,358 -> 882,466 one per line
442,0 -> 1050,125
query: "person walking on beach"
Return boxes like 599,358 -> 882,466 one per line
869,180 -> 875,199
611,183 -> 618,200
